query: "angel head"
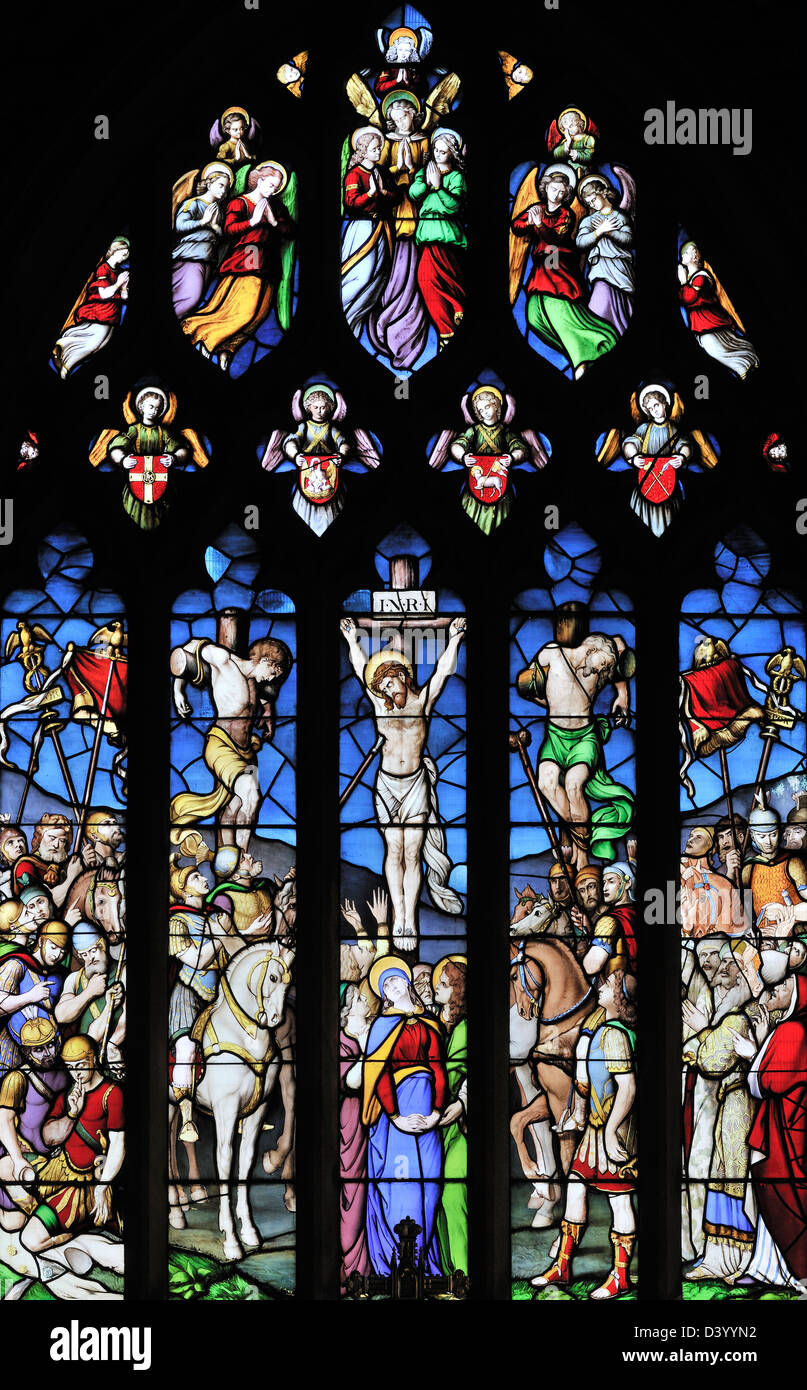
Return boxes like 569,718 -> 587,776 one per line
247,161 -> 287,197
221,107 -> 249,142
470,387 -> 508,427
198,162 -> 233,201
680,240 -> 703,270
638,385 -> 671,424
135,387 -> 168,425
351,127 -> 384,168
538,167 -> 576,208
557,107 -> 586,138
105,237 -> 130,267
432,128 -> 464,171
383,90 -> 423,134
385,26 -> 420,63
579,176 -> 619,212
296,383 -> 347,425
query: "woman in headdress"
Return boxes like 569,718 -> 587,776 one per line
361,957 -> 448,1276
511,165 -> 617,377
339,977 -> 380,1292
52,238 -> 130,379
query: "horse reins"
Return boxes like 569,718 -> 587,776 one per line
512,939 -> 593,1024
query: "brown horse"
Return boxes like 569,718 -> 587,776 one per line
63,866 -> 125,945
509,935 -> 594,1191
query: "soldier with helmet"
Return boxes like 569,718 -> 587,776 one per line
0,920 -> 68,1074
19,1034 -> 124,1255
726,805 -> 807,943
0,1016 -> 67,1230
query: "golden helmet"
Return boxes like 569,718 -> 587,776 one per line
61,1035 -> 97,1064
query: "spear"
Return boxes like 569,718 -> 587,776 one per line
99,938 -> 126,1069
508,727 -> 589,925
339,733 -> 385,809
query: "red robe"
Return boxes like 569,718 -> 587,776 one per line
680,271 -> 735,334
76,260 -> 125,325
511,204 -> 583,300
748,975 -> 807,1278
374,1016 -> 448,1116
218,197 -> 293,278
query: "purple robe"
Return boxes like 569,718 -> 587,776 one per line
339,1030 -> 371,1290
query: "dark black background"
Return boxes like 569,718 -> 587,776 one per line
3,0 -> 804,1361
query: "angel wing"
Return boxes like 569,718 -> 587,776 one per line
172,168 -> 199,224
208,119 -> 225,148
509,167 -> 539,305
424,72 -> 462,127
418,27 -> 433,59
613,164 -> 637,218
352,429 -> 382,469
520,428 -> 549,469
180,428 -> 209,468
346,72 -> 381,122
89,428 -> 119,467
597,427 -> 624,465
629,392 -> 641,424
261,429 -> 288,472
691,430 -> 719,469
276,172 -> 298,333
333,391 -> 347,424
428,429 -> 459,470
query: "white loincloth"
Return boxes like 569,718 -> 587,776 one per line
374,757 -> 463,915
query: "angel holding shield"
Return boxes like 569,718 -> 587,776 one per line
428,382 -> 549,534
261,382 -> 382,537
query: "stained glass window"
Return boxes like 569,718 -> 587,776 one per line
168,527 -> 296,1300
510,525 -> 638,1300
0,529 -> 127,1300
679,528 -> 806,1299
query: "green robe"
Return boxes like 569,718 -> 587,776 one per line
457,421 -> 526,535
436,1016 -> 468,1275
109,423 -> 183,530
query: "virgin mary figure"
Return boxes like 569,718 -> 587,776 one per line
361,957 -> 448,1276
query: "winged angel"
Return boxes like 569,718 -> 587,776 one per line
171,106 -> 297,376
261,383 -> 381,537
341,20 -> 464,373
509,118 -> 636,378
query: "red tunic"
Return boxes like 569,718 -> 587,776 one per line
679,271 -> 735,334
748,976 -> 807,1277
218,196 -> 293,278
375,1017 -> 448,1116
511,204 -> 583,300
343,165 -> 399,218
12,854 -> 65,894
76,260 -> 125,325
48,1079 -> 125,1172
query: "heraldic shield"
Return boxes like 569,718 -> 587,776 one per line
126,454 -> 171,505
637,454 -> 678,504
298,454 -> 340,504
467,454 -> 510,504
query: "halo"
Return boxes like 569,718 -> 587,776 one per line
201,161 -> 234,186
252,160 -> 288,193
389,25 -> 419,48
368,955 -> 412,999
382,89 -> 422,117
557,106 -> 586,127
432,126 -> 463,150
544,161 -> 578,189
432,952 -> 467,993
135,386 -> 168,417
471,385 -> 503,410
363,646 -> 414,691
221,106 -> 249,128
578,174 -> 613,203
302,382 -> 336,405
638,384 -> 671,413
351,125 -> 383,152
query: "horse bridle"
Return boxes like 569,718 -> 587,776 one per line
214,947 -> 291,1038
512,939 -> 593,1024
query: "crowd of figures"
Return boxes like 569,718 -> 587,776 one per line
0,809 -> 127,1299
680,797 -> 807,1291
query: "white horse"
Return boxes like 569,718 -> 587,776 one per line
168,939 -> 295,1261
